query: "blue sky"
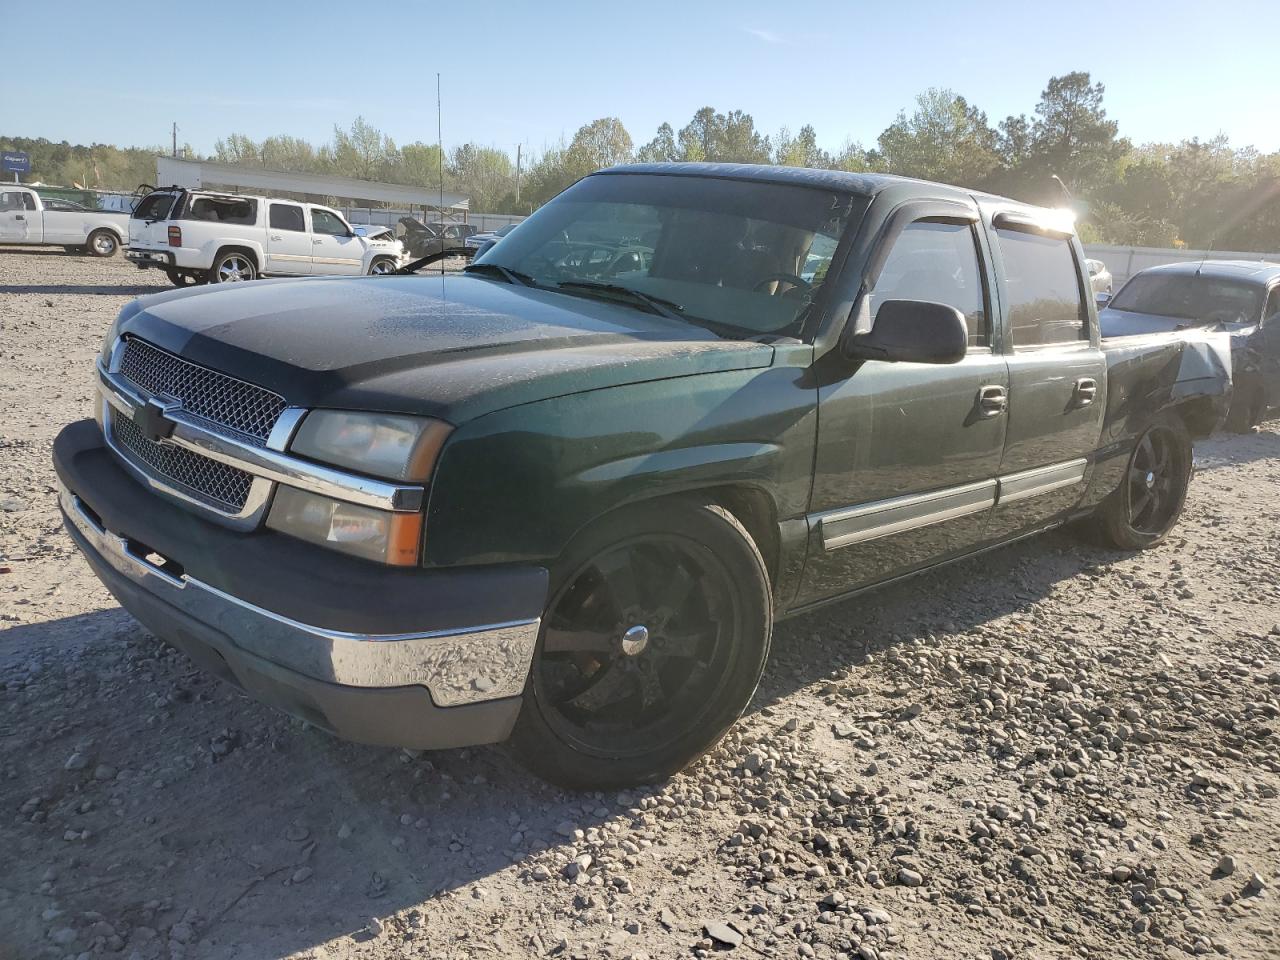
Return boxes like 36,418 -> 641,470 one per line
6,0 -> 1278,158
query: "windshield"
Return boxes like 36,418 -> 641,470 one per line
1109,272 -> 1265,325
475,173 -> 860,339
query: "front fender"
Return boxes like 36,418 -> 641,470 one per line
423,361 -> 817,568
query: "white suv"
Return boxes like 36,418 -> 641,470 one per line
127,189 -> 408,286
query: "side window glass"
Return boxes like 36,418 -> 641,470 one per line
23,193 -> 38,211
1264,287 -> 1280,324
311,209 -> 347,236
0,192 -> 22,212
996,228 -> 1087,346
871,220 -> 989,347
269,203 -> 306,232
189,196 -> 256,225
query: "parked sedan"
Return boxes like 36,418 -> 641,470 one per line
1100,260 -> 1280,431
1086,258 -> 1112,295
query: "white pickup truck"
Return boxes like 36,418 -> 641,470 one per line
0,186 -> 131,256
127,188 -> 408,286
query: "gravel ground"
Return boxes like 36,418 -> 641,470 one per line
1,248 -> 1278,960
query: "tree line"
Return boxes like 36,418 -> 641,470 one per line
5,71 -> 1279,251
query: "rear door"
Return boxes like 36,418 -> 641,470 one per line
308,207 -> 364,275
986,211 -> 1106,538
129,191 -> 180,249
798,206 -> 1009,605
265,202 -> 312,275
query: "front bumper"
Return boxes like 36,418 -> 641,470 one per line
54,420 -> 548,749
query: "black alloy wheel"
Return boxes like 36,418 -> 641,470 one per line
536,535 -> 736,759
512,499 -> 772,789
1089,415 -> 1192,550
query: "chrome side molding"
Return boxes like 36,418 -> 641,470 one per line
816,480 -> 997,550
815,457 -> 1089,551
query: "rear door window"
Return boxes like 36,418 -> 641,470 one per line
269,203 -> 306,232
996,228 -> 1088,346
132,192 -> 176,221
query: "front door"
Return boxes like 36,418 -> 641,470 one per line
0,189 -> 32,241
265,202 -> 313,276
1260,287 -> 1280,413
798,216 -> 1009,605
986,216 -> 1106,539
309,207 -> 364,276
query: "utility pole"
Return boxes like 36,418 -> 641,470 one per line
437,73 -> 445,278
172,122 -> 178,158
515,143 -> 522,205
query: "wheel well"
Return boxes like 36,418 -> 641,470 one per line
214,245 -> 260,270
559,487 -> 781,587
1165,395 -> 1222,440
704,485 -> 780,585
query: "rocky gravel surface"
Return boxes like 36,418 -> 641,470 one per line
2,249 -> 1278,960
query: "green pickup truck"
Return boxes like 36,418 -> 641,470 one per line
55,163 -> 1229,788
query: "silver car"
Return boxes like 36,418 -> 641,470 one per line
1086,258 -> 1113,295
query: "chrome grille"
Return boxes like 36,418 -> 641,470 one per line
111,413 -> 254,511
118,338 -> 286,445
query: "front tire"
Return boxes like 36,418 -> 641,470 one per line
368,257 -> 397,275
164,268 -> 201,287
1226,386 -> 1263,434
1088,415 -> 1192,550
85,230 -> 119,258
511,498 -> 772,789
210,250 -> 257,283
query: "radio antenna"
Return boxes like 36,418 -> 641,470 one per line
437,72 -> 445,279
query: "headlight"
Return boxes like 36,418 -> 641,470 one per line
290,410 -> 451,481
266,486 -> 423,566
269,410 -> 450,566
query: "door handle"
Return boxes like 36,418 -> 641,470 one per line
14,215 -> 24,221
313,238 -> 324,244
978,385 -> 1007,417
1073,377 -> 1098,406
270,234 -> 283,241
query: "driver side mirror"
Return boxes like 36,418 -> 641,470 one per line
1095,291 -> 1112,308
352,226 -> 367,238
842,299 -> 968,364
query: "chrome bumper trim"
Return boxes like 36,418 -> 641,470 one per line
97,360 -> 424,513
60,483 -> 539,707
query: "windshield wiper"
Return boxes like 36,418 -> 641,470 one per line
462,262 -> 537,286
554,280 -> 691,323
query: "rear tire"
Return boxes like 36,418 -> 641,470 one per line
210,250 -> 257,283
511,498 -> 772,789
85,230 -> 119,258
1086,414 -> 1192,550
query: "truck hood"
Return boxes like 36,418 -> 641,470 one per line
116,275 -> 774,423
1099,307 -> 1256,338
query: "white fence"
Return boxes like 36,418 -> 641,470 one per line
1083,243 -> 1280,288
338,206 -> 525,232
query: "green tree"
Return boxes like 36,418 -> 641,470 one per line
875,88 -> 999,187
774,125 -> 830,168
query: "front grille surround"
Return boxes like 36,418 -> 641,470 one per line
107,337 -> 286,519
118,337 -> 286,445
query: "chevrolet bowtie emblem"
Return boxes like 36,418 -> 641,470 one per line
133,398 -> 176,443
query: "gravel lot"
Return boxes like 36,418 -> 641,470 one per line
2,248 -> 1278,960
